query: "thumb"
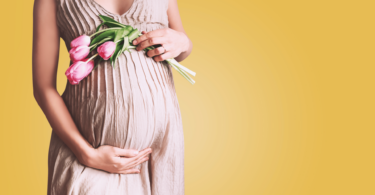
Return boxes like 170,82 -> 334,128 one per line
113,147 -> 139,157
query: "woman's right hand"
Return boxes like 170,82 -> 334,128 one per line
79,145 -> 152,174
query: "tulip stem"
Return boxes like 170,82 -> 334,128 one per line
89,43 -> 98,49
86,53 -> 99,63
89,37 -> 112,50
89,27 -> 122,38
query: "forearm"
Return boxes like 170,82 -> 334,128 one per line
34,88 -> 94,164
174,32 -> 193,62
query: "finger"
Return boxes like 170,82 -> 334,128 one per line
136,37 -> 168,51
117,148 -> 151,170
141,31 -> 147,34
125,152 -> 151,168
140,147 -> 152,152
132,149 -> 152,162
154,51 -> 174,62
113,147 -> 139,157
119,148 -> 151,164
136,156 -> 150,165
147,46 -> 166,58
161,43 -> 173,52
131,147 -> 152,159
118,168 -> 140,174
132,29 -> 166,45
134,155 -> 150,165
127,155 -> 150,168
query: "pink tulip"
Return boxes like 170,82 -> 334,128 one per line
97,41 -> 116,60
69,45 -> 90,62
70,34 -> 91,48
65,59 -> 95,85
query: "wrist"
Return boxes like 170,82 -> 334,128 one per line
72,142 -> 96,166
179,32 -> 190,53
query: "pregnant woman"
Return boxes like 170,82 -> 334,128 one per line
32,0 -> 192,194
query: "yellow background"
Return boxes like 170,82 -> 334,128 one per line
1,0 -> 374,194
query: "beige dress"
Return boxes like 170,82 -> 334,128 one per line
47,0 -> 184,194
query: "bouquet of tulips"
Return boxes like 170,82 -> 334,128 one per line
65,15 -> 196,85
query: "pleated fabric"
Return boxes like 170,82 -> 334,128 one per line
47,0 -> 185,194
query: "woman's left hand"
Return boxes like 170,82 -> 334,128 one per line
132,28 -> 190,62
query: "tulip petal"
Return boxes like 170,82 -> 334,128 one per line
65,59 -> 94,85
69,46 -> 90,62
97,41 -> 116,60
70,35 -> 91,48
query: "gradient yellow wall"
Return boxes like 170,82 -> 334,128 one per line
1,0 -> 374,194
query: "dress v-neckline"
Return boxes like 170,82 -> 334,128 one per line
89,0 -> 136,17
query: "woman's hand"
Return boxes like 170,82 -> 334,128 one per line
79,145 -> 152,174
132,29 -> 190,62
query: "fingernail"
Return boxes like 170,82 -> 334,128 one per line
134,151 -> 139,155
133,40 -> 137,45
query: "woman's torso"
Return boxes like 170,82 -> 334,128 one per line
55,0 -> 180,151
56,0 -> 170,46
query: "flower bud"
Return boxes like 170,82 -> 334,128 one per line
69,45 -> 90,62
97,41 -> 116,60
65,59 -> 95,85
70,34 -> 91,48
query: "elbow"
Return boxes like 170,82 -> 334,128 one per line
33,87 -> 56,104
33,84 -> 44,102
33,89 -> 42,104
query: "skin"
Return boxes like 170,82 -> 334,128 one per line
95,0 -> 193,62
32,0 -> 191,174
133,0 -> 193,62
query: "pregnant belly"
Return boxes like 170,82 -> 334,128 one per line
63,91 -> 170,151
61,52 -> 177,151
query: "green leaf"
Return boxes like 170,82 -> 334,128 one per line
124,26 -> 133,36
113,42 -> 123,69
90,37 -> 112,52
117,26 -> 134,42
110,42 -> 123,69
121,36 -> 130,53
114,27 -> 126,43
96,22 -> 106,32
99,15 -> 120,24
128,28 -> 141,43
105,21 -> 126,28
98,15 -> 127,28
90,30 -> 116,46
113,58 -> 117,69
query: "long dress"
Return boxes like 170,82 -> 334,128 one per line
47,0 -> 185,194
